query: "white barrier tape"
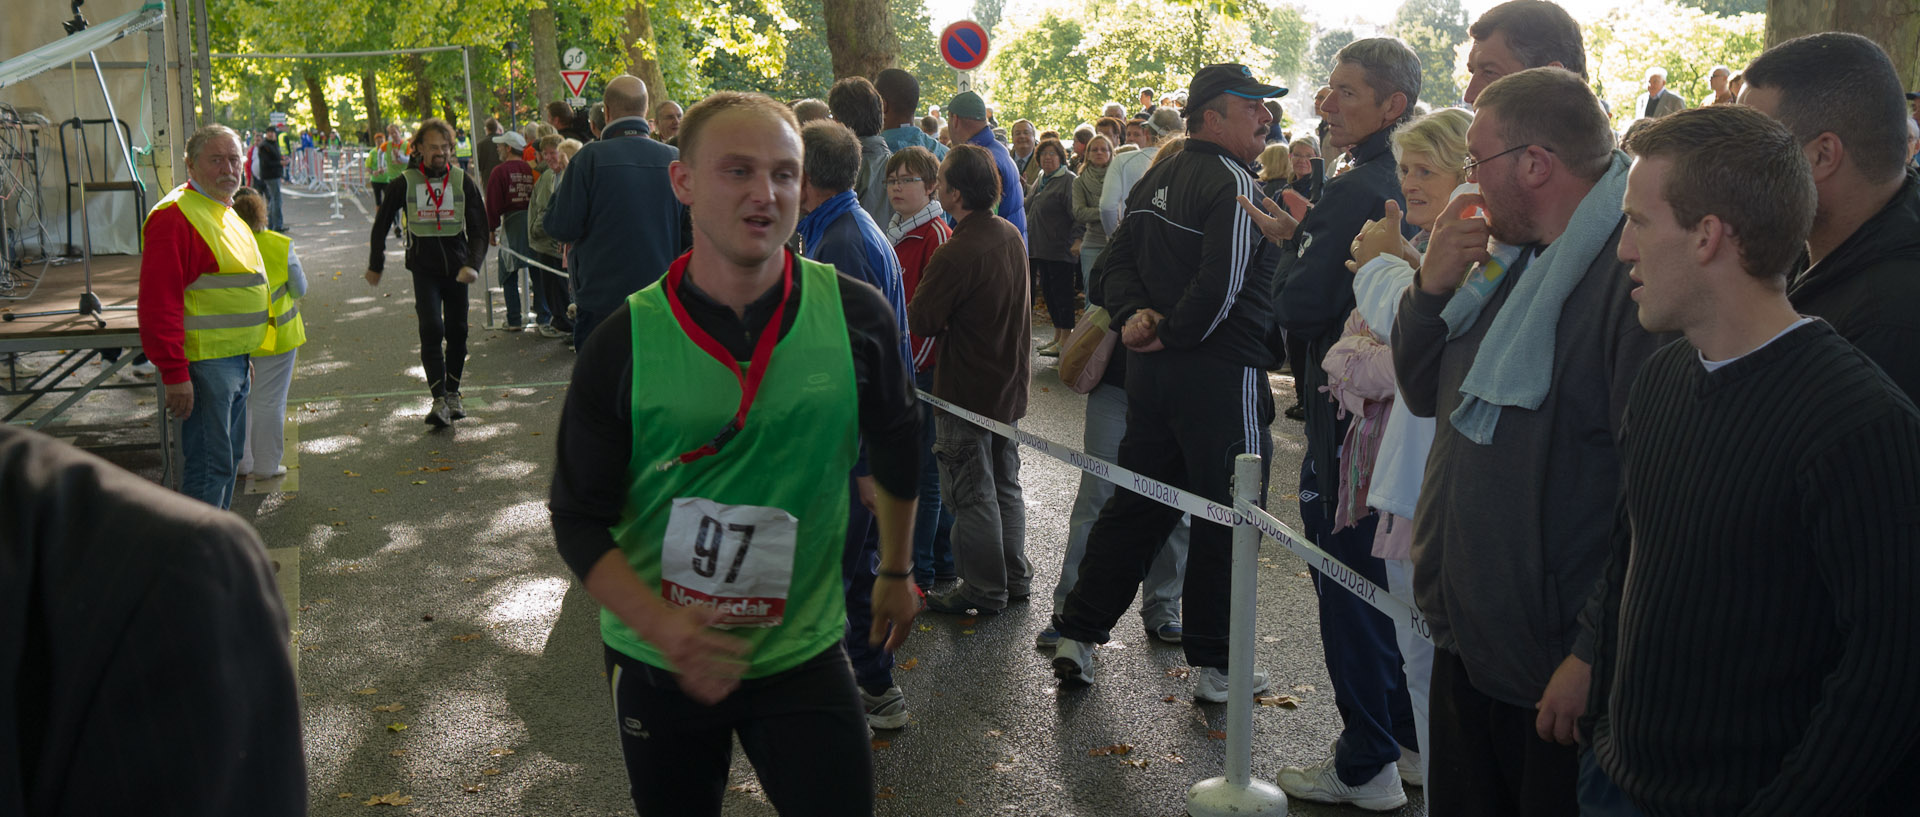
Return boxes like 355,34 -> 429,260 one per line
916,388 -> 1431,643
496,244 -> 570,278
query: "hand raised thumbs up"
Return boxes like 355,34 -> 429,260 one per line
1345,199 -> 1419,274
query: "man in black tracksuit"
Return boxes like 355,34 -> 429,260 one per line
1274,38 -> 1423,801
1050,65 -> 1286,701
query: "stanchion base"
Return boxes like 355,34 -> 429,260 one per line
1187,777 -> 1287,816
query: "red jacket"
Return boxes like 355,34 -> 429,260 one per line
137,204 -> 221,385
485,159 -> 535,232
893,216 -> 950,372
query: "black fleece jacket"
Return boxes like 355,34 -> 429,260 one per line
1788,169 -> 1920,400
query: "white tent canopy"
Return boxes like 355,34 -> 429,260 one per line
0,2 -> 163,91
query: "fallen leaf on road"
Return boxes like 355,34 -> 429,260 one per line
1208,730 -> 1227,740
1161,695 -> 1178,702
1088,743 -> 1133,757
1124,758 -> 1150,768
958,617 -> 976,627
411,480 -> 427,485
917,625 -> 932,632
985,730 -> 1003,737
1296,571 -> 1309,577
961,630 -> 975,635
1293,684 -> 1316,693
386,722 -> 409,732
876,787 -> 896,800
389,750 -> 406,757
871,739 -> 891,750
1261,636 -> 1280,643
729,782 -> 760,794
1255,694 -> 1301,708
373,703 -> 404,713
355,687 -> 379,695
1164,752 -> 1185,764
896,658 -> 919,671
343,470 -> 361,477
371,488 -> 388,493
991,762 -> 1015,773
463,784 -> 485,793
1165,667 -> 1191,679
338,793 -> 355,799
363,792 -> 411,806
437,466 -> 452,471
452,633 -> 482,642
480,768 -> 501,776
488,747 -> 515,757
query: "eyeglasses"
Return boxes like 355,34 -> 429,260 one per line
885,177 -> 924,187
1463,143 -> 1552,176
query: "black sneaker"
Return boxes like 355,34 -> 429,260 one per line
445,393 -> 467,420
1285,402 -> 1308,421
425,396 -> 452,428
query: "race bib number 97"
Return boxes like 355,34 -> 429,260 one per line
660,498 -> 799,628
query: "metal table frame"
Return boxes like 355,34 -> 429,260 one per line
1,330 -> 173,485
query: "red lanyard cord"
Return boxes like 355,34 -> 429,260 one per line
654,253 -> 794,471
423,173 -> 449,230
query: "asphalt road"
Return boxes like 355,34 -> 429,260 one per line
29,188 -> 1427,817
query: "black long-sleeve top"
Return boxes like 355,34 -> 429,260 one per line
548,258 -> 921,579
1583,320 -> 1920,816
368,166 -> 489,277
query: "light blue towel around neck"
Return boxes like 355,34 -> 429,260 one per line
1439,150 -> 1631,445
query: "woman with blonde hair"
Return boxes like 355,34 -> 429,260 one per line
1258,135 -> 1318,203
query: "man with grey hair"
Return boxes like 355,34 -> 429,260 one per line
1701,64 -> 1733,106
1269,35 -> 1425,809
138,124 -> 271,509
1632,67 -> 1685,122
1390,66 -> 1663,815
543,74 -> 686,347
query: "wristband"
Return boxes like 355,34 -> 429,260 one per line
877,569 -> 913,580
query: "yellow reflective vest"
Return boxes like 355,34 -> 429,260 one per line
149,184 -> 270,361
253,229 -> 306,355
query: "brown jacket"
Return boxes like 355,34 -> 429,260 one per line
907,209 -> 1031,422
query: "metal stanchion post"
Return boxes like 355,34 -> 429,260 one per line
1187,453 -> 1287,816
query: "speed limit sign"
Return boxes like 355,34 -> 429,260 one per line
562,48 -> 587,70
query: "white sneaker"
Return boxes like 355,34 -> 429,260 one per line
1275,753 -> 1408,812
861,685 -> 910,730
1192,666 -> 1270,703
1397,748 -> 1424,787
1052,637 -> 1095,685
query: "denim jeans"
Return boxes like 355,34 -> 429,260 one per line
499,211 -> 545,327
1051,383 -> 1186,629
178,354 -> 251,509
911,369 -> 954,586
933,414 -> 1028,609
1577,748 -> 1647,817
260,177 -> 285,231
1078,238 -> 1105,293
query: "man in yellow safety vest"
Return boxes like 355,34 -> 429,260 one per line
137,124 -> 272,510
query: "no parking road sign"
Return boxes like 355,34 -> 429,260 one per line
940,20 -> 990,72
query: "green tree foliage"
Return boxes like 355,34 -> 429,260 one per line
980,0 -> 1277,132
1674,0 -> 1765,15
1584,0 -> 1765,129
1391,0 -> 1469,106
974,0 -> 1008,37
1312,28 -> 1356,77
1250,5 -> 1311,88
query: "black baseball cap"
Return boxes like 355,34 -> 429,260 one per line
1908,91 -> 1919,100
1186,64 -> 1287,111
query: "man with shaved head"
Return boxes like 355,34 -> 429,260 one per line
544,74 -> 689,347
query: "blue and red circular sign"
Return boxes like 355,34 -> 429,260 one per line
940,21 -> 990,71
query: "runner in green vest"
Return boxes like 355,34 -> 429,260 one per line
549,91 -> 923,816
366,118 -> 488,428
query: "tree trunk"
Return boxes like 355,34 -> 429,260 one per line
304,72 -> 334,137
361,70 -> 384,138
406,54 -> 435,120
823,0 -> 898,79
531,5 -> 564,107
443,98 -> 457,126
1767,0 -> 1920,91
622,0 -> 669,107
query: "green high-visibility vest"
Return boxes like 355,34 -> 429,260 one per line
252,229 -> 306,355
603,254 -> 858,679
146,184 -> 270,361
402,167 -> 467,239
